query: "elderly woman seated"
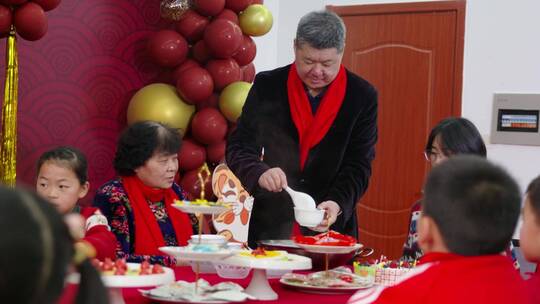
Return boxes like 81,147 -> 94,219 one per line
94,121 -> 197,266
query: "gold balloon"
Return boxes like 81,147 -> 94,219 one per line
127,83 -> 195,136
160,0 -> 192,21
239,4 -> 273,37
219,81 -> 252,123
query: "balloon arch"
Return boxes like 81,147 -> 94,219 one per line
128,0 -> 273,200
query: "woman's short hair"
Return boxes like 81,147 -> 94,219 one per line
295,10 -> 346,52
37,146 -> 89,184
114,121 -> 181,176
425,117 -> 487,158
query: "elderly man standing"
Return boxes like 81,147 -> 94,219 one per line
226,10 -> 378,247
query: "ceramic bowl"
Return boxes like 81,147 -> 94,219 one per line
294,208 -> 325,227
189,234 -> 227,246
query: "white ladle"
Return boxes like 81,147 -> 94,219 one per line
285,186 -> 317,210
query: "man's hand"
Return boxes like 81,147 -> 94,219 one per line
258,167 -> 288,192
309,200 -> 341,232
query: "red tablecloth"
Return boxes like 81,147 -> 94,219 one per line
61,266 -> 353,304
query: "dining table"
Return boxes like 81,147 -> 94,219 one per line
60,265 -> 354,304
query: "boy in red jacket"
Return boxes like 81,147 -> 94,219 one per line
521,176 -> 540,303
349,156 -> 528,304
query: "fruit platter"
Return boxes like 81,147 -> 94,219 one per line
69,258 -> 175,304
354,256 -> 417,286
92,258 -> 174,288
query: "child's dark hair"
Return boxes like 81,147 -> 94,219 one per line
0,186 -> 108,304
423,155 -> 521,256
425,117 -> 487,158
526,175 -> 540,220
37,146 -> 88,184
114,121 -> 182,176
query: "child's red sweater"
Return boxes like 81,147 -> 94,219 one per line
80,207 -> 117,261
349,252 -> 529,304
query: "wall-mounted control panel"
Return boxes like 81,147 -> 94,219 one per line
491,93 -> 540,145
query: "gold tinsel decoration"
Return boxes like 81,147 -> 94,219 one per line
0,27 -> 18,187
160,0 -> 192,21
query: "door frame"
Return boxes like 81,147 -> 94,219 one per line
328,0 -> 466,116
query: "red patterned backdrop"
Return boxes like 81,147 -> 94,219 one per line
0,0 -> 172,204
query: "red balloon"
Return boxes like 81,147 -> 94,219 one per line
225,0 -> 251,13
176,66 -> 214,104
173,59 -> 200,82
214,8 -> 239,25
206,140 -> 226,164
241,62 -> 255,83
175,10 -> 208,43
148,30 -> 188,67
33,0 -> 60,11
178,138 -> 207,171
192,39 -> 211,64
206,58 -> 241,90
203,19 -> 242,59
191,108 -> 228,145
13,2 -> 47,41
193,0 -> 225,17
233,35 -> 256,66
196,93 -> 219,111
0,5 -> 12,36
180,169 -> 214,200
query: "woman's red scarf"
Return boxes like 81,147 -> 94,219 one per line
287,63 -> 347,170
122,175 -> 192,255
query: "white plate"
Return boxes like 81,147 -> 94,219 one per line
140,292 -> 228,304
160,246 -> 234,262
65,263 -> 175,288
219,252 -> 312,271
102,263 -> 175,288
279,277 -> 370,294
295,243 -> 362,254
173,204 -> 230,215
140,280 -> 252,303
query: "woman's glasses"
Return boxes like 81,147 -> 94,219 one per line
424,150 -> 445,163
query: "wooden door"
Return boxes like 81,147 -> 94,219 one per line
329,1 -> 465,259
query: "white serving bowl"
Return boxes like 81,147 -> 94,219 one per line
190,234 -> 227,245
294,207 -> 325,228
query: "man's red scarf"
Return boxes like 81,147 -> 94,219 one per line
122,175 -> 192,255
287,63 -> 347,170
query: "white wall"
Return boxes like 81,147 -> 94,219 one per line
462,0 -> 540,192
251,0 -> 280,73
254,0 -> 540,194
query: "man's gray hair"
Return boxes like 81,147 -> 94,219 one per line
295,10 -> 346,53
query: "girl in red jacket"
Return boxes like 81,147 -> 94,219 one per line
36,146 -> 116,261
